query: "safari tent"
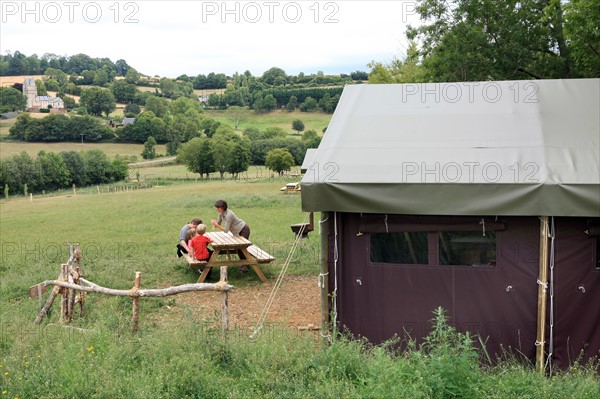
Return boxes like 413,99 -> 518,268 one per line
301,79 -> 600,370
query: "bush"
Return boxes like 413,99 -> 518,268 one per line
39,108 -> 50,113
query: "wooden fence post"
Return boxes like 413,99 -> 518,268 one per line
60,264 -> 68,323
220,267 -> 229,335
132,272 -> 141,332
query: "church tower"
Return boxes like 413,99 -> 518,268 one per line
23,78 -> 38,109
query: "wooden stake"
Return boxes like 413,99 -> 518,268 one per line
220,267 -> 229,335
59,264 -> 68,323
536,216 -> 550,373
132,272 -> 141,332
319,212 -> 330,346
67,272 -> 76,322
34,285 -> 60,324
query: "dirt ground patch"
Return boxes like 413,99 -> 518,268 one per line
162,274 -> 321,333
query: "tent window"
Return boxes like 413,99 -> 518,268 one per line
439,231 -> 497,267
370,232 -> 428,264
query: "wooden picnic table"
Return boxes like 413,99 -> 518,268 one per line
183,231 -> 274,283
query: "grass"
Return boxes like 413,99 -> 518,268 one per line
205,109 -> 331,135
0,139 -> 167,160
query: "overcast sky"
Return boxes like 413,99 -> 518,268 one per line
1,0 -> 421,78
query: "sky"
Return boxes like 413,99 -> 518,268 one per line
1,0 -> 421,78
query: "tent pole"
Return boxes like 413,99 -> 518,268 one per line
320,211 -> 330,347
536,216 -> 550,374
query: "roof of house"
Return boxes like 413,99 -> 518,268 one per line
0,112 -> 19,119
37,96 -> 63,101
122,117 -> 136,125
301,79 -> 600,216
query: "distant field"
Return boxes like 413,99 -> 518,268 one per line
206,109 -> 331,134
0,137 -> 167,160
0,75 -> 44,87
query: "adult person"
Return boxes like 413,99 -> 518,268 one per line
210,200 -> 251,271
176,218 -> 202,257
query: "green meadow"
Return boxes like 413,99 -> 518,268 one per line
204,109 -> 331,134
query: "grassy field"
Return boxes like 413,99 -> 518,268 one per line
205,109 -> 331,134
0,178 -> 598,398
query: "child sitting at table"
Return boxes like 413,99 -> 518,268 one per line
189,224 -> 213,262
185,228 -> 196,250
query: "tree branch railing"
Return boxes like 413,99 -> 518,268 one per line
30,243 -> 234,332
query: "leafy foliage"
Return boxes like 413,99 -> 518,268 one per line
0,149 -> 128,196
0,86 -> 27,113
80,87 -> 116,117
397,0 -> 599,82
9,113 -> 112,142
265,148 -> 295,176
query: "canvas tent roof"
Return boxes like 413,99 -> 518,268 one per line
301,148 -> 318,173
301,79 -> 600,216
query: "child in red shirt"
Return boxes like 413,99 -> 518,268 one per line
189,224 -> 213,261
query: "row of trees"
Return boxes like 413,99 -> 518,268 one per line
0,52 -> 132,77
369,0 -> 600,83
0,150 -> 129,196
207,85 -> 342,113
177,126 -> 322,179
9,113 -> 113,142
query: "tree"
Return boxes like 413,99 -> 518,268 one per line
35,79 -> 48,96
292,119 -> 305,134
58,93 -> 78,111
227,141 -> 252,178
60,151 -> 88,186
37,151 -> 71,191
302,129 -> 321,148
125,68 -> 141,84
286,95 -> 298,112
142,136 -> 157,159
299,97 -> 318,112
82,149 -> 112,184
115,59 -> 130,76
254,93 -> 277,112
144,95 -> 169,118
79,87 -> 116,117
93,69 -> 110,86
124,103 -> 141,117
368,41 -> 425,83
0,87 -> 27,112
177,137 -> 215,179
111,80 -> 138,103
110,155 -> 130,182
120,111 -> 166,143
225,106 -> 249,129
261,67 -> 287,85
405,0 -> 586,81
265,148 -> 295,176
564,0 -> 600,77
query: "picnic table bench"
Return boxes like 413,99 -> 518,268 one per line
280,182 -> 301,194
183,231 -> 274,283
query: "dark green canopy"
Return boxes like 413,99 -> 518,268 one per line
301,79 -> 600,216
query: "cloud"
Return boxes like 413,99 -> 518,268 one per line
1,0 -> 420,77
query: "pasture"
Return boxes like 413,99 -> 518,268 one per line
1,176 -> 599,398
205,109 -> 331,134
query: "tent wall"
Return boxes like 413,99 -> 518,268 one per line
329,213 -> 600,366
552,217 -> 600,368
